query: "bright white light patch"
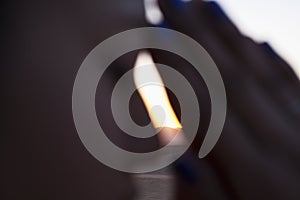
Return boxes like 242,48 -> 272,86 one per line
144,0 -> 164,25
133,51 -> 182,129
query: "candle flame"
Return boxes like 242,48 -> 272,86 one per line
133,51 -> 182,130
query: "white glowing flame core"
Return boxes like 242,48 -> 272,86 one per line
133,51 -> 182,129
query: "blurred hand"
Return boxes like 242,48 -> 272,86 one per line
151,0 -> 300,199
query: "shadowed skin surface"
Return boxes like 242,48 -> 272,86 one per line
2,0 -> 300,199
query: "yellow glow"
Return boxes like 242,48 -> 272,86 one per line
133,51 -> 182,129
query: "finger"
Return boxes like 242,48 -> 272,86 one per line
157,0 -> 300,163
211,113 -> 300,199
230,38 -> 300,128
188,1 -> 300,131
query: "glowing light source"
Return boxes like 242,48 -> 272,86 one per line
133,51 -> 182,130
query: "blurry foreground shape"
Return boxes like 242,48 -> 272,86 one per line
154,0 -> 300,199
